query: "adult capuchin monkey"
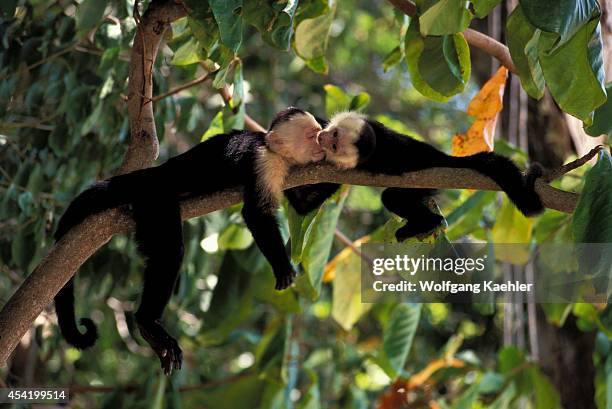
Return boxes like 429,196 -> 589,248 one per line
285,111 -> 543,240
54,107 -> 324,374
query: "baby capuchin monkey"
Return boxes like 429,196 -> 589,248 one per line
54,107 -> 324,374
286,111 -> 543,241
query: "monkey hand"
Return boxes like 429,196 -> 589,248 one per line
137,319 -> 183,375
274,267 -> 298,291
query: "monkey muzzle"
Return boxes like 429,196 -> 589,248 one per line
316,130 -> 338,153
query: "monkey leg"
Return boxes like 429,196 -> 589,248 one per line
132,197 -> 184,375
285,183 -> 341,215
381,188 -> 444,242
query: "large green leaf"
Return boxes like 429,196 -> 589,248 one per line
519,0 -> 600,49
472,0 -> 501,18
376,303 -> 421,379
210,0 -> 244,53
419,0 -> 472,36
294,5 -> 335,74
286,201 -> 317,264
295,187 -> 348,300
76,0 -> 107,32
506,6 -> 545,99
324,84 -> 351,117
244,0 -> 299,50
573,150 -> 612,243
539,19 -> 606,125
585,83 -> 612,137
572,150 -> 612,290
405,21 -> 471,102
171,37 -> 204,66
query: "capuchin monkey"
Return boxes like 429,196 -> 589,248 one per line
286,111 -> 544,241
54,107 -> 324,374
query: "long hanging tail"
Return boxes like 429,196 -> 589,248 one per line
442,152 -> 544,216
54,176 -> 134,349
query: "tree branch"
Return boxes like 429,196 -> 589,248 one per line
0,158 -> 585,366
386,0 -> 518,74
118,0 -> 187,174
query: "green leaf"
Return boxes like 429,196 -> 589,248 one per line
585,83 -> 612,137
211,45 -> 236,88
346,186 -> 382,212
572,150 -> 612,288
218,224 -> 253,250
489,383 -> 517,409
405,21 -> 471,102
295,187 -> 348,300
188,16 -> 220,58
244,0 -> 299,50
383,46 -> 402,72
506,6 -> 545,99
76,0 -> 107,32
324,84 -> 352,117
605,354 -> 612,409
519,0 -> 600,49
376,303 -> 421,379
478,372 -> 505,394
305,56 -> 329,74
199,253 -> 253,345
171,38 -> 204,66
286,202 -> 317,264
294,5 -> 335,72
573,150 -> 612,243
195,374 -> 266,409
349,93 -> 371,111
452,384 -> 479,409
331,246 -> 372,330
419,0 -> 472,36
472,0 -> 501,18
531,367 -> 562,409
539,19 -> 606,124
201,111 -> 224,141
209,0 -> 244,53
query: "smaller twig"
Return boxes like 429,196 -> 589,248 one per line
217,84 -> 266,132
333,229 -> 373,265
151,73 -> 210,102
542,145 -> 604,182
0,43 -> 78,81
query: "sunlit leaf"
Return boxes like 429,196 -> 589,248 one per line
491,197 -> 533,264
506,6 -> 545,99
418,0 -> 472,36
294,5 -> 335,73
405,21 -> 471,102
452,67 -> 508,156
519,0 -> 600,49
539,19 -> 606,125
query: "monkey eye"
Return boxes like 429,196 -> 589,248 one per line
333,130 -> 338,138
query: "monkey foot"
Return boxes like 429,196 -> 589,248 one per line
137,320 -> 183,375
274,269 -> 297,291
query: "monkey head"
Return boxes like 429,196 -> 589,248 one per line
266,107 -> 325,165
317,111 -> 376,169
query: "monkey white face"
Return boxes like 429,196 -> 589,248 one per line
266,111 -> 324,165
317,112 -> 366,169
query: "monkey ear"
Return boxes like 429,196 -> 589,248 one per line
355,121 -> 376,163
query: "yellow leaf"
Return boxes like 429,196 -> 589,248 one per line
492,196 -> 534,264
452,67 -> 508,156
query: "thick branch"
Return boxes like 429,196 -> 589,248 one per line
118,0 -> 186,174
386,0 -> 518,74
0,163 -> 580,366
